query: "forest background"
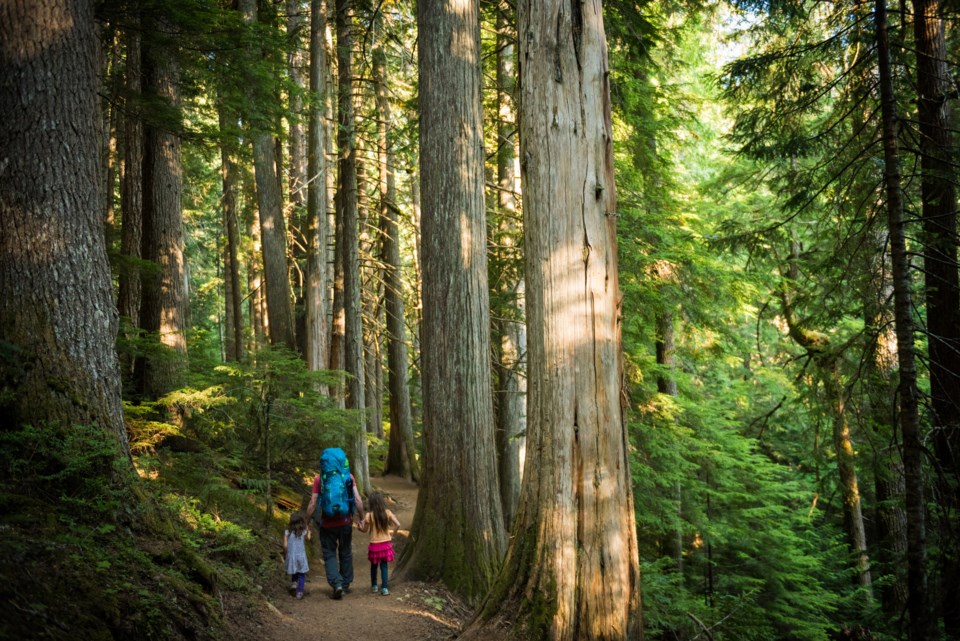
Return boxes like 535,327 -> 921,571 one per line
1,0 -> 959,639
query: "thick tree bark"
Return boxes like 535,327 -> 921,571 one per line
912,0 -> 960,632
0,0 -> 129,454
375,40 -> 419,482
241,0 -> 297,352
136,12 -> 188,399
305,0 -> 331,374
403,0 -> 506,602
876,0 -> 934,637
493,2 -> 525,528
335,0 -> 369,491
465,3 -> 642,637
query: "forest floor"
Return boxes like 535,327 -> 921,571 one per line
229,474 -> 472,641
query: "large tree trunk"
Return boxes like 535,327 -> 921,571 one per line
136,12 -> 188,399
912,0 -> 960,632
876,0 -> 934,636
305,0 -> 331,374
375,38 -> 419,482
241,0 -> 297,352
466,3 -> 642,637
335,0 -> 369,491
0,0 -> 129,454
403,0 -> 506,602
493,1 -> 525,529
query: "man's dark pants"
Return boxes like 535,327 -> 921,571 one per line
318,524 -> 353,590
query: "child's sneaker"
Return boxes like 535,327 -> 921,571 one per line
381,588 -> 389,596
296,591 -> 304,600
372,585 -> 379,593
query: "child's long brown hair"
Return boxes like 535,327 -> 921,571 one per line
367,492 -> 389,534
288,510 -> 307,537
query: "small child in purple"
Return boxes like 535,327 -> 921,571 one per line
283,510 -> 311,599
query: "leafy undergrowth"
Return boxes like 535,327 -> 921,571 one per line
0,422 -> 289,641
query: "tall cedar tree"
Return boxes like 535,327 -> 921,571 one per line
466,1 -> 642,638
404,0 -> 507,602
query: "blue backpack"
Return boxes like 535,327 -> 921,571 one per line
317,447 -> 354,520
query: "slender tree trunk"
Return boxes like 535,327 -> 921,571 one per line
359,155 -> 385,440
656,310 -> 683,574
467,1 -> 642,636
913,0 -> 960,632
493,2 -> 525,528
335,0 -> 368,491
118,17 -> 144,372
0,0 -> 129,454
288,0 -> 309,357
219,102 -> 245,362
305,0 -> 331,374
824,363 -> 873,599
375,39 -> 418,481
241,0 -> 297,352
330,188 -> 346,400
288,0 -> 307,213
779,241 -> 873,599
876,0 -> 933,636
403,0 -> 506,602
864,228 -> 908,613
102,34 -> 120,233
137,12 -> 188,399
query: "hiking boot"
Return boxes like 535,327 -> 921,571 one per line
372,585 -> 379,593
333,586 -> 344,600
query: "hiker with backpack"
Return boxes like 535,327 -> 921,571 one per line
306,447 -> 365,599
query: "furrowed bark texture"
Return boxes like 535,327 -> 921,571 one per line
404,0 -> 507,602
0,0 -> 129,454
467,1 -> 642,638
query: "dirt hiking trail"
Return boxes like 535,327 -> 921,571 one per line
257,475 -> 470,641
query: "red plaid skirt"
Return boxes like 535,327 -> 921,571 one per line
368,541 -> 395,564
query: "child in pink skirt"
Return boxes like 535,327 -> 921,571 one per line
357,491 -> 401,595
